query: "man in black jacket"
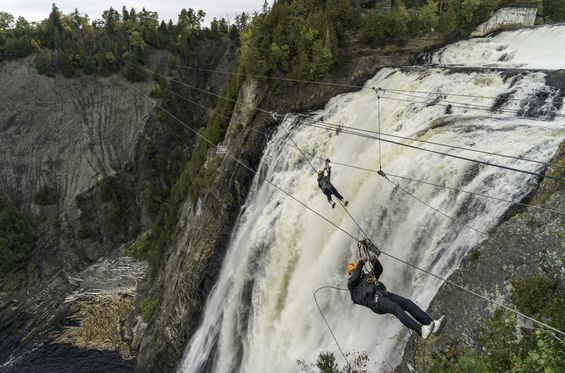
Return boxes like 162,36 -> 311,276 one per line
317,159 -> 348,209
346,254 -> 444,338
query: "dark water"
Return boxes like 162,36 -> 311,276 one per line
1,344 -> 134,373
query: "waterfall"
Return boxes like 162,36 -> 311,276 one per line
179,25 -> 565,373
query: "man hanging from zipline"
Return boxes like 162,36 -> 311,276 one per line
317,159 -> 348,209
346,239 -> 445,339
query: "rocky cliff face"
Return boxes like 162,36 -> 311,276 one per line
132,37 -> 445,372
0,37 -> 236,368
396,141 -> 565,372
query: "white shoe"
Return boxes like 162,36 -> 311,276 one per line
421,321 -> 435,339
433,315 -> 445,335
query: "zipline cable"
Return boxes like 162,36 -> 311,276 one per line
129,70 -> 565,354
130,62 -> 565,180
142,65 -> 565,221
294,100 -> 565,170
143,59 -> 530,103
148,59 -> 565,120
299,120 -> 565,183
324,159 -> 565,217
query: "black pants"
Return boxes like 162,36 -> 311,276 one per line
374,292 -> 433,335
323,186 -> 344,203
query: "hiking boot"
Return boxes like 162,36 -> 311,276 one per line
433,315 -> 445,335
344,201 -> 349,206
332,203 -> 336,208
421,321 -> 435,339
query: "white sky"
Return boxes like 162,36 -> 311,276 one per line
1,1 -> 265,24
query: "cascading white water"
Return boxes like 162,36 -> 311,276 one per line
429,24 -> 565,69
179,25 -> 565,373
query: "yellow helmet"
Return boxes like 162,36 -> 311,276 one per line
346,262 -> 357,275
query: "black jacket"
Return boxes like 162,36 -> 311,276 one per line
317,167 -> 332,191
347,258 -> 387,311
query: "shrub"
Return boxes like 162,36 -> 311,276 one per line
140,298 -> 159,322
0,193 -> 34,292
34,185 -> 57,205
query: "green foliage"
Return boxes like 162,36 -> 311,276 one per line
298,351 -> 369,373
143,182 -> 164,219
429,274 -> 565,372
77,223 -> 92,239
0,5 -> 240,76
468,248 -> 480,262
33,185 -> 57,205
458,0 -> 498,35
0,193 -> 34,293
239,0 -> 360,79
35,49 -> 55,77
97,176 -> 132,234
540,0 -> 565,22
140,298 -> 159,322
511,275 -> 565,331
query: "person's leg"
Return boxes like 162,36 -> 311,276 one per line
323,189 -> 333,203
375,297 -> 422,334
388,292 -> 433,326
330,185 -> 344,201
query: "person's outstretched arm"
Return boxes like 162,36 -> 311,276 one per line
347,259 -> 365,291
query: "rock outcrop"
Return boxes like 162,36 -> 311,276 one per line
471,6 -> 537,38
396,141 -> 565,372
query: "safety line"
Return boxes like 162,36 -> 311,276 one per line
313,286 -> 353,371
131,62 -> 565,177
129,71 -> 565,347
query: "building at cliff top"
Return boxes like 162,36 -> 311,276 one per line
471,0 -> 538,37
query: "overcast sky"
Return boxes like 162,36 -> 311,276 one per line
2,1 -> 265,24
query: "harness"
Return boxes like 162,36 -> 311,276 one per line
357,239 -> 381,284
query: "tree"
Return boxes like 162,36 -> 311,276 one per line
35,49 -> 55,76
543,0 -> 565,21
0,11 -> 14,30
0,193 -> 34,293
101,6 -> 120,33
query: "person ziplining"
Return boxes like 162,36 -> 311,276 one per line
346,240 -> 445,339
317,159 -> 348,208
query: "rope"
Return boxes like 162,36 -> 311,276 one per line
130,64 -> 565,341
377,91 -> 383,171
131,61 -> 565,182
300,121 -> 565,183
313,286 -> 353,371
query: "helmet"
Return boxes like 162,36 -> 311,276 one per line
317,170 -> 324,176
346,262 -> 357,275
